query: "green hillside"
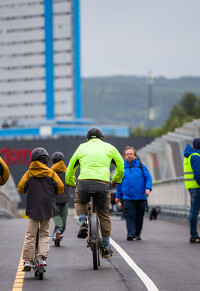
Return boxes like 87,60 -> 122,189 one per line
82,76 -> 200,128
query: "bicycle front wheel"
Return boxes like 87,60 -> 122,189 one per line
90,213 -> 100,270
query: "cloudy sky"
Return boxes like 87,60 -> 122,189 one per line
80,0 -> 200,78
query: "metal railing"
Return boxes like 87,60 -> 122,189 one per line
149,177 -> 191,219
0,174 -> 21,218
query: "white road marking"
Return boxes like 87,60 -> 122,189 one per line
110,238 -> 159,291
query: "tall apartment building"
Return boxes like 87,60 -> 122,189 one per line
0,0 -> 82,126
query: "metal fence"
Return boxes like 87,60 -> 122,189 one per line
137,119 -> 200,182
0,174 -> 20,218
148,177 -> 191,219
138,119 -> 200,219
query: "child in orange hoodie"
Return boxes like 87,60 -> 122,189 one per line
18,147 -> 64,271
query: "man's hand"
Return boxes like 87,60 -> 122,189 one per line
115,198 -> 121,204
110,180 -> 118,188
145,189 -> 150,197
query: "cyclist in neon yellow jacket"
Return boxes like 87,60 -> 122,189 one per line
65,127 -> 124,257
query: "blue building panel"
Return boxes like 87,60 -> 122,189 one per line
0,128 -> 40,137
44,0 -> 54,120
52,126 -> 129,137
73,0 -> 82,119
0,125 -> 129,139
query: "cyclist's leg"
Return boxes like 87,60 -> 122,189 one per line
60,202 -> 68,233
37,219 -> 51,260
53,203 -> 63,233
97,192 -> 111,249
23,218 -> 39,264
75,186 -> 89,237
75,185 -> 89,222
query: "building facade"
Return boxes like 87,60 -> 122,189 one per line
0,0 -> 82,126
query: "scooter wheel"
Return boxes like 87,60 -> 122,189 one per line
39,272 -> 43,280
55,239 -> 60,247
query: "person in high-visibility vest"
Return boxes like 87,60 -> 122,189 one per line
184,138 -> 200,243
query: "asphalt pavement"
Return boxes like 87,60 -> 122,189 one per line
0,214 -> 199,291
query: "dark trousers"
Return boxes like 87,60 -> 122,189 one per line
189,188 -> 200,238
123,199 -> 146,236
75,180 -> 111,237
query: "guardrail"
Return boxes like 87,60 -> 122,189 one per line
0,174 -> 21,218
0,192 -> 19,218
149,177 -> 191,219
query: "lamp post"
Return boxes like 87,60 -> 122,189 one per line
147,70 -> 155,131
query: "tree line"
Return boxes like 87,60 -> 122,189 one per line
130,92 -> 200,136
83,76 -> 200,131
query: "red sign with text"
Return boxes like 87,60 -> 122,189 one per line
0,147 -> 32,165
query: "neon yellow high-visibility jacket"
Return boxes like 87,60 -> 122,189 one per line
65,138 -> 124,187
183,144 -> 200,189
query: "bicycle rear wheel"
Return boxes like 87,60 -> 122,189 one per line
90,213 -> 100,270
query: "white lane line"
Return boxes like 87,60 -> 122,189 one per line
110,238 -> 159,291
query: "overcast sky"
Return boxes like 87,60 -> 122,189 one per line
80,0 -> 200,78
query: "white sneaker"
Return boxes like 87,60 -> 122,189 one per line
22,262 -> 31,271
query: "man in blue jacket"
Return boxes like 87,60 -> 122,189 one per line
184,138 -> 200,243
115,146 -> 152,241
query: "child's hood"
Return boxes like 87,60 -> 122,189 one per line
51,160 -> 67,173
29,161 -> 51,178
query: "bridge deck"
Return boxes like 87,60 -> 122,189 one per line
0,216 -> 198,291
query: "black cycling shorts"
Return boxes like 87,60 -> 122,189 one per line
77,180 -> 110,209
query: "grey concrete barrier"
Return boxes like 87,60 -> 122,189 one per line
0,174 -> 21,218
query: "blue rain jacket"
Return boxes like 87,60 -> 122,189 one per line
116,159 -> 152,200
184,144 -> 200,186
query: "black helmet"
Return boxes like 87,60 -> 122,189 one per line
87,127 -> 104,140
52,151 -> 64,164
31,147 -> 49,161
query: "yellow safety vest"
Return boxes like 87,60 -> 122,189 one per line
184,153 -> 200,189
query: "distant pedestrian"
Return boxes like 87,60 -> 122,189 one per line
51,152 -> 69,239
183,138 -> 200,243
115,146 -> 152,241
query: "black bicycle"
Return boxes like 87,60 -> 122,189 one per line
32,228 -> 46,280
87,193 -> 103,270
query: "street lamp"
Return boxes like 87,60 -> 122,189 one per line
147,70 -> 155,131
